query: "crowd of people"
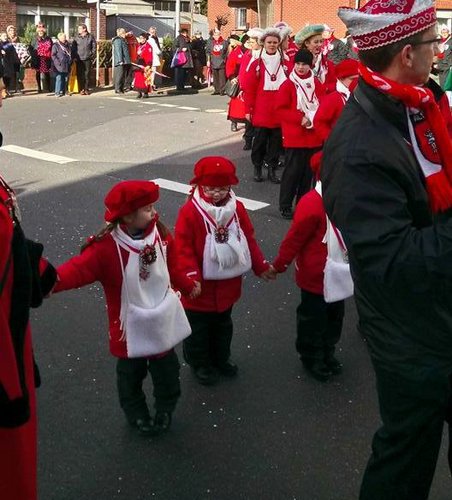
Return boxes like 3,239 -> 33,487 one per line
3,1 -> 452,499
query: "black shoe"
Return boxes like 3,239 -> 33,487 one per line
154,412 -> 172,433
243,140 -> 252,151
280,208 -> 293,220
325,355 -> 343,375
193,366 -> 219,385
268,167 -> 281,184
136,92 -> 143,99
253,165 -> 263,182
131,418 -> 157,436
231,122 -> 238,132
115,90 -> 124,94
217,360 -> 238,377
211,91 -> 219,95
303,360 -> 333,382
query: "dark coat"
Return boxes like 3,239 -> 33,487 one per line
72,33 -> 96,61
322,79 -> 452,385
175,34 -> 193,69
51,41 -> 71,73
191,37 -> 207,66
0,41 -> 19,78
205,36 -> 228,69
112,36 -> 131,66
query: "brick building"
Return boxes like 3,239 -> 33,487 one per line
207,0 -> 452,38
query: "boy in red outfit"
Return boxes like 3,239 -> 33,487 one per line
174,156 -> 274,385
271,152 -> 345,382
54,181 -> 198,435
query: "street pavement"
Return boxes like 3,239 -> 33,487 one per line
0,88 -> 450,500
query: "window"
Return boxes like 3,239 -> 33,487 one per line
235,8 -> 247,29
17,14 -> 35,37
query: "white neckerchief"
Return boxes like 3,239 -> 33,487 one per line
112,224 -> 170,339
313,54 -> 328,84
336,79 -> 350,101
192,187 -> 249,269
259,51 -> 287,91
289,69 -> 320,127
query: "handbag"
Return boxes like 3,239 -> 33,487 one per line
323,217 -> 354,303
170,49 -> 187,68
224,78 -> 240,98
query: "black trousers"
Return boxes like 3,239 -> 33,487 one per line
76,59 -> 92,91
279,147 -> 320,210
116,350 -> 180,423
212,67 -> 226,93
251,127 -> 282,169
360,364 -> 452,500
243,120 -> 255,142
124,64 -> 133,90
174,67 -> 187,90
114,64 -> 125,92
183,308 -> 233,369
296,289 -> 344,362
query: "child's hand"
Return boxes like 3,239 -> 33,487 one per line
189,281 -> 201,299
260,265 -> 277,282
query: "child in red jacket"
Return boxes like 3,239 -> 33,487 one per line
271,152 -> 345,382
174,156 -> 274,385
54,181 -> 198,435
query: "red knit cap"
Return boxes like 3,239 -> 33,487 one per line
335,59 -> 359,80
104,180 -> 159,222
310,151 -> 323,179
190,156 -> 239,186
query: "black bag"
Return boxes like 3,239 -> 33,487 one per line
224,78 -> 240,98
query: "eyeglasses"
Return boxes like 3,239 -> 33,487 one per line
410,36 -> 442,47
202,186 -> 230,194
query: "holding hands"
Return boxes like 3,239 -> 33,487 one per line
260,265 -> 278,282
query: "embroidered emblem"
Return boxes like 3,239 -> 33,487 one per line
424,129 -> 438,154
306,82 -> 312,89
139,244 -> 157,280
270,74 -> 277,82
215,226 -> 229,243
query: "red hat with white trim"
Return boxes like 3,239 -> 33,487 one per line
335,58 -> 359,79
190,156 -> 239,186
338,0 -> 437,51
104,180 -> 159,222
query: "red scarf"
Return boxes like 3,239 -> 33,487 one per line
360,64 -> 452,213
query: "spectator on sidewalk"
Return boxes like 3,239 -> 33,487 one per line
174,28 -> 194,92
124,32 -> 138,91
206,28 -> 228,95
72,24 -> 96,95
0,32 -> 19,97
30,23 -> 53,93
6,25 -> 27,94
51,32 -> 72,97
147,26 -> 162,90
112,28 -> 131,94
191,30 -> 206,89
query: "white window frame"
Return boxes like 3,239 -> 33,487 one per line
235,7 -> 247,29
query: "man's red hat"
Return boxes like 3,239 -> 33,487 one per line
335,59 -> 359,80
190,156 -> 239,186
104,180 -> 159,222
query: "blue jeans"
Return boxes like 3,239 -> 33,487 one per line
55,72 -> 67,95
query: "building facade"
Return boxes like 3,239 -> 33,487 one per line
207,0 -> 452,37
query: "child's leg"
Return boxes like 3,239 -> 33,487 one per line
116,358 -> 151,424
147,350 -> 181,416
324,300 -> 345,372
183,310 -> 212,368
210,307 -> 237,375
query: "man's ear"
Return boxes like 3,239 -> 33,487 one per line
400,44 -> 414,68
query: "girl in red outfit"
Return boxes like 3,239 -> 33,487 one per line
133,32 -> 153,98
54,181 -> 198,436
174,156 -> 273,386
276,49 -> 325,220
226,35 -> 247,132
271,153 -> 347,382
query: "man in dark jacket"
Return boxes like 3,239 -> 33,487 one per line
205,28 -> 228,95
322,1 -> 452,499
72,24 -> 96,95
112,28 -> 131,94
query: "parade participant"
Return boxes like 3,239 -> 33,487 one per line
344,29 -> 359,60
314,58 -> 359,142
276,49 -> 325,219
0,69 -> 57,499
295,24 -> 336,92
51,33 -> 72,97
134,32 -> 153,98
174,28 -> 194,92
174,156 -> 274,386
322,25 -> 350,64
242,28 -> 288,183
239,28 -> 263,151
53,181 -> 198,436
226,34 -> 246,132
30,22 -> 53,93
124,32 -> 137,92
271,152 -> 347,381
322,0 -> 452,497
275,21 -> 298,62
72,24 -> 96,95
437,24 -> 452,89
147,27 -> 162,91
206,28 -> 228,95
112,28 -> 131,94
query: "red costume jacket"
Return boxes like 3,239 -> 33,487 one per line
54,226 -> 194,358
242,55 -> 288,129
226,46 -> 247,122
273,187 -> 327,295
275,75 -> 325,149
314,90 -> 347,143
134,43 -> 153,91
174,198 -> 269,312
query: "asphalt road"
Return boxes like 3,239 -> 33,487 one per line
0,88 -> 450,500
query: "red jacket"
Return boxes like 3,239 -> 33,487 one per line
54,226 -> 194,358
275,76 -> 325,149
242,56 -> 288,129
226,46 -> 247,121
225,45 -> 244,78
316,57 -> 337,93
273,188 -> 327,295
314,90 -> 347,143
174,198 -> 269,312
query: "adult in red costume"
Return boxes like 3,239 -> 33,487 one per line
226,35 -> 247,132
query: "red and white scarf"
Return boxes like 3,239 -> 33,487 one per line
360,64 -> 452,213
289,69 -> 319,127
258,51 -> 287,91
